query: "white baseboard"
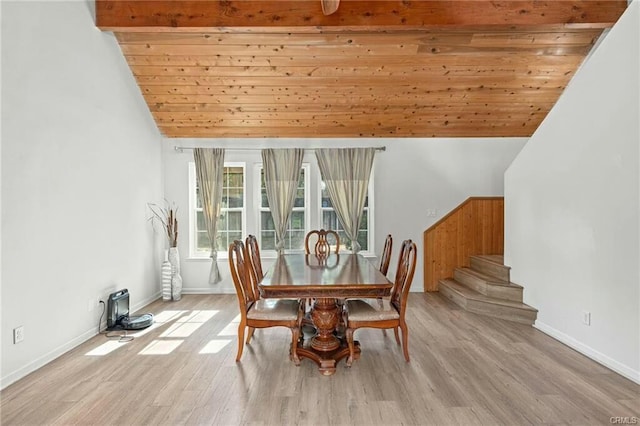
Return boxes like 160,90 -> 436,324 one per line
1,291 -> 162,390
1,326 -> 96,390
534,321 -> 640,384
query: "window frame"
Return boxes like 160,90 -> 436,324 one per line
188,161 -> 247,259
318,167 -> 375,257
254,162 -> 311,256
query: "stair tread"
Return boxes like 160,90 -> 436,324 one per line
456,267 -> 522,288
440,279 -> 537,312
470,254 -> 509,269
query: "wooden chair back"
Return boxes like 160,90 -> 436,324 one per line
229,240 -> 257,314
305,229 -> 340,255
245,235 -> 263,299
389,240 -> 417,318
379,234 -> 393,276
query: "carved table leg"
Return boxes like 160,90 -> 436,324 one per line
310,297 -> 340,352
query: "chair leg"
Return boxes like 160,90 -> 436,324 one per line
246,327 -> 255,344
399,321 -> 410,362
346,328 -> 355,367
236,320 -> 246,362
378,298 -> 387,337
393,327 -> 401,345
290,327 -> 301,366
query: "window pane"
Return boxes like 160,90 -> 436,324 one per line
261,212 -> 275,230
359,210 -> 368,230
227,167 -> 243,187
218,211 -> 228,231
290,211 -> 304,229
261,189 -> 269,208
294,188 -> 305,208
261,231 -> 276,250
321,209 -> 368,251
197,211 -> 207,230
357,230 -> 368,251
197,231 -> 210,250
322,210 -> 339,230
289,230 -> 305,250
216,232 -> 228,252
228,188 -> 243,208
227,211 -> 242,230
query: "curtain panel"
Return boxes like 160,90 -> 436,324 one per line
262,148 -> 304,255
316,148 -> 375,253
193,148 -> 225,284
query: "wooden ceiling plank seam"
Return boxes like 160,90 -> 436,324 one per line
115,30 -> 603,46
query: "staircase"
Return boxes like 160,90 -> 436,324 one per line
439,255 -> 538,325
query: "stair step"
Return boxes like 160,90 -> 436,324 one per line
439,278 -> 537,325
454,267 -> 523,302
470,255 -> 510,282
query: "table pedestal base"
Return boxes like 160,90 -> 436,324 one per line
297,340 -> 360,376
298,297 -> 359,375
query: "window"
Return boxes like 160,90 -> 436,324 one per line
188,155 -> 374,258
189,163 -> 245,257
320,180 -> 371,252
258,164 -> 309,252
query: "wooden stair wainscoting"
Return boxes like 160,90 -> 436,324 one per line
439,254 -> 538,325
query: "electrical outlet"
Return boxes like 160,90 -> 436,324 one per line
582,311 -> 591,326
426,208 -> 438,217
13,326 -> 24,344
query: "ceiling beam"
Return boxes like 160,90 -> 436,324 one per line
96,0 -> 627,32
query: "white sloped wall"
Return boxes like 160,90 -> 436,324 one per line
504,1 -> 639,383
1,1 -> 163,388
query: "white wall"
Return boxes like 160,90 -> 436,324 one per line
1,1 -> 163,388
163,137 -> 526,294
504,2 -> 639,383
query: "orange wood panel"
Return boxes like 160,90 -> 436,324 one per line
97,1 -> 627,30
423,197 -> 504,292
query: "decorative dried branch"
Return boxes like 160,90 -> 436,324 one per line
148,201 -> 179,248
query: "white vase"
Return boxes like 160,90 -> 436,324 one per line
161,251 -> 172,301
168,247 -> 182,301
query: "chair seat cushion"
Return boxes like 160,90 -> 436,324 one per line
247,299 -> 300,321
346,298 -> 399,322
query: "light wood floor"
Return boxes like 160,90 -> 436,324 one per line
1,293 -> 638,425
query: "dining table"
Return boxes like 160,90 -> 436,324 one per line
259,253 -> 393,375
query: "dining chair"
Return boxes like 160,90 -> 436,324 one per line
304,229 -> 340,256
379,234 -> 393,277
245,234 -> 263,300
343,239 -> 417,366
376,234 -> 393,337
228,240 -> 304,365
303,229 -> 340,314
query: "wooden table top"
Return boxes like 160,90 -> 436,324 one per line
259,254 -> 393,299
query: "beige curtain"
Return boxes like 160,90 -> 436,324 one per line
262,148 -> 304,255
194,148 -> 225,284
316,148 -> 375,253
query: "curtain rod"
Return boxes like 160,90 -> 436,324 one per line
174,146 -> 386,153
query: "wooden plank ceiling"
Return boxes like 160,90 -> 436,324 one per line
97,1 -> 627,138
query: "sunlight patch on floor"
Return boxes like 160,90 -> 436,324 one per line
217,313 -> 241,336
199,339 -> 231,354
85,340 -> 128,356
160,310 -> 218,338
139,339 -> 183,355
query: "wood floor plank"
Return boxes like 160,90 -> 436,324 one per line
1,293 -> 638,425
